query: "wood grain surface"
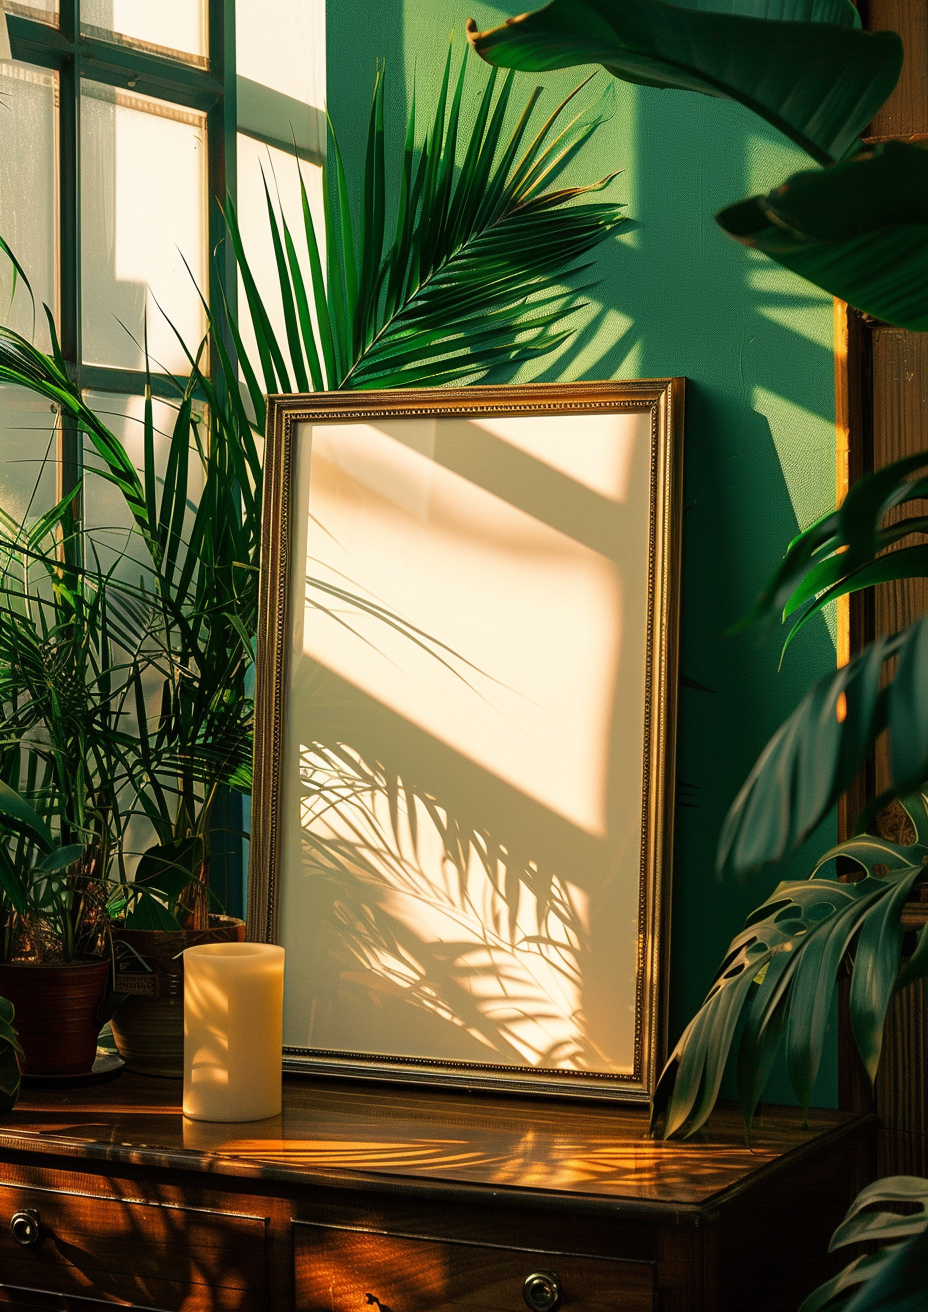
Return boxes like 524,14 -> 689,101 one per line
1,1072 -> 853,1208
0,1074 -> 874,1311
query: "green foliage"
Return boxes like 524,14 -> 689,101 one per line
721,450 -> 928,874
230,47 -> 625,401
718,141 -> 928,332
652,790 -> 928,1140
0,491 -> 149,958
800,1177 -> 928,1311
0,48 -> 622,934
466,0 -> 901,165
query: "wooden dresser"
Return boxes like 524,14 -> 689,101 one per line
0,1073 -> 872,1311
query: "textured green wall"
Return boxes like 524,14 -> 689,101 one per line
327,0 -> 839,1104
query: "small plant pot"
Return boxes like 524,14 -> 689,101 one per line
109,916 -> 245,1077
0,959 -> 111,1077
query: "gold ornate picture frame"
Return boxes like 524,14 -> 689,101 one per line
248,380 -> 684,1101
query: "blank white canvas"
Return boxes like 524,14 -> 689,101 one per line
278,411 -> 654,1075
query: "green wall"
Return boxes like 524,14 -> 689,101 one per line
327,0 -> 840,1104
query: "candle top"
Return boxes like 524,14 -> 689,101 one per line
184,942 -> 285,962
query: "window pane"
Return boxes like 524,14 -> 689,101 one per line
0,386 -> 57,525
6,2 -> 58,26
0,61 -> 58,350
81,0 -> 207,67
81,82 -> 207,375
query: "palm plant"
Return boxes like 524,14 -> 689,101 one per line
0,495 -> 146,959
0,46 -> 623,930
227,45 -> 625,404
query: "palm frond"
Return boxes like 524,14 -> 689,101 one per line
235,46 -> 624,393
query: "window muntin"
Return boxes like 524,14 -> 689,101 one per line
80,1 -> 208,68
5,2 -> 57,28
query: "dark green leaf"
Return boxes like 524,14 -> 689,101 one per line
654,794 -> 928,1140
466,0 -> 901,165
718,141 -> 928,331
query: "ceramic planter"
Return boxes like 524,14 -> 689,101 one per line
109,915 -> 245,1077
0,959 -> 111,1077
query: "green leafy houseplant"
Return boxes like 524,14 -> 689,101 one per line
467,2 -> 928,1306
0,44 -> 624,1074
651,791 -> 928,1143
0,497 -> 148,1077
0,45 -> 625,904
798,1177 -> 928,1312
0,496 -> 146,948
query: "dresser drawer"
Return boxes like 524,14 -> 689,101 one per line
294,1222 -> 654,1312
0,1180 -> 268,1309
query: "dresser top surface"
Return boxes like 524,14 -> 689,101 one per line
0,1070 -> 866,1211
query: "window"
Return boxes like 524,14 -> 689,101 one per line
4,0 -> 234,452
0,2 -> 325,916
1,1 -> 237,899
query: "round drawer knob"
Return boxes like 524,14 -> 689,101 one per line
10,1209 -> 41,1248
522,1270 -> 562,1312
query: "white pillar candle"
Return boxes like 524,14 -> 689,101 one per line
183,942 -> 285,1123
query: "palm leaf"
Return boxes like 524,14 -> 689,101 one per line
240,46 -> 625,394
652,791 -> 928,1142
466,0 -> 902,166
718,140 -> 928,332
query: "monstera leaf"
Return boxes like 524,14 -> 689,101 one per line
718,141 -> 928,332
467,0 -> 902,164
651,791 -> 928,1141
800,1178 -> 928,1311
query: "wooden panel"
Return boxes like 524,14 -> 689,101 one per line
0,1180 -> 268,1310
293,1189 -> 657,1265
866,1 -> 928,138
877,977 -> 928,1176
871,327 -> 928,631
293,1223 -> 654,1312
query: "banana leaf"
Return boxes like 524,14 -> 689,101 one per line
466,0 -> 902,165
652,791 -> 928,1141
718,141 -> 928,332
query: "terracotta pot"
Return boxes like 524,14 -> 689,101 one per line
109,915 -> 245,1077
0,959 -> 111,1077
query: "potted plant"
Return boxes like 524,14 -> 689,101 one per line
0,500 -> 138,1076
0,43 -> 625,1076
